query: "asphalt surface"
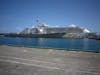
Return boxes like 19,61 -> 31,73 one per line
0,45 -> 100,75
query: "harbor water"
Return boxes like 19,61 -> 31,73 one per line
0,36 -> 100,52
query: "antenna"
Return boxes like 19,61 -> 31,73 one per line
36,18 -> 41,28
32,17 -> 35,28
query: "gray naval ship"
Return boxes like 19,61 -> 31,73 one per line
5,19 -> 96,38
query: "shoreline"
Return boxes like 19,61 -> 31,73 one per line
0,44 -> 100,53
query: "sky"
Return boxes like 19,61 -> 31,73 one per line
0,0 -> 100,33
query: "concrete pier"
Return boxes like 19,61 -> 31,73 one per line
0,45 -> 100,75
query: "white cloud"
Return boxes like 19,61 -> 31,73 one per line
32,25 -> 34,28
83,28 -> 90,33
68,24 -> 77,28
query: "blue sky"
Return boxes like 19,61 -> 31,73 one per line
0,0 -> 100,33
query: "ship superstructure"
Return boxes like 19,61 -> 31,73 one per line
20,19 -> 86,34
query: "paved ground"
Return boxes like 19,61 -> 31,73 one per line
0,45 -> 100,75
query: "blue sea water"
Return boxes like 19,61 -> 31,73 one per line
0,36 -> 100,52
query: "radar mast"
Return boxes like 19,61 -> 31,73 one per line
36,18 -> 41,28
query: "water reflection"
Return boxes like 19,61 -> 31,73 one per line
83,38 -> 89,50
36,38 -> 47,47
69,39 -> 75,49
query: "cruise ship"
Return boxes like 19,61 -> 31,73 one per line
5,19 -> 96,38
